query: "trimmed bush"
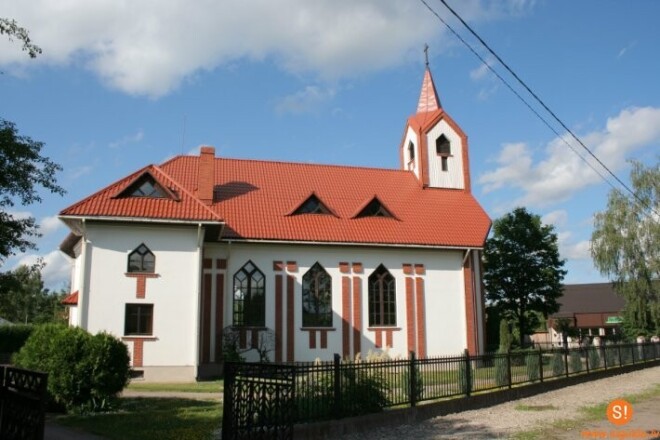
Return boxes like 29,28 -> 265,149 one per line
551,351 -> 564,376
588,347 -> 601,369
0,324 -> 33,354
605,343 -> 618,367
569,351 -> 582,373
525,351 -> 540,382
494,350 -> 509,387
13,324 -> 130,412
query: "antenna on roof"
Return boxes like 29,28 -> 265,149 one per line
424,43 -> 429,67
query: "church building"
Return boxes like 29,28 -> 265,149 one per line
59,66 -> 491,381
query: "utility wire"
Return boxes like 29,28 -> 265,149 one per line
419,0 -> 658,218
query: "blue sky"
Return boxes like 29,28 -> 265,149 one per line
1,0 -> 658,291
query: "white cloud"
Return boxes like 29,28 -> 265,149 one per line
6,210 -> 33,220
0,0 -> 535,98
39,215 -> 63,236
109,129 -> 144,148
617,41 -> 636,58
15,250 -> 71,290
276,86 -> 336,115
69,165 -> 94,180
542,210 -> 568,228
479,106 -> 660,207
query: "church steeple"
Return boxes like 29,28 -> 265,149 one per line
400,56 -> 471,192
416,67 -> 442,113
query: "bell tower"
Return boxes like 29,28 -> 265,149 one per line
400,61 -> 471,192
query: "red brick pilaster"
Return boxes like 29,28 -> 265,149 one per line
274,272 -> 283,362
463,253 -> 477,355
125,273 -> 159,299
415,277 -> 426,358
214,272 -> 224,362
352,276 -> 362,357
201,273 -> 212,363
341,276 -> 351,357
405,276 -> 416,354
286,263 -> 296,362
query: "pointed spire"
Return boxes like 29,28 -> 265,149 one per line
416,67 -> 442,113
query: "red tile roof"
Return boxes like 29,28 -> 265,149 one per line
60,164 -> 222,222
61,155 -> 490,248
61,291 -> 79,305
155,156 -> 491,248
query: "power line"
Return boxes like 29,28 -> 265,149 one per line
419,0 -> 658,218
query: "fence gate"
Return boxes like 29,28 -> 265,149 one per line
0,366 -> 48,440
222,362 -> 296,440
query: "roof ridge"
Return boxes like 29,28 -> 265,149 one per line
213,156 -> 410,174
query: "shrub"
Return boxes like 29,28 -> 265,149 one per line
13,324 -> 130,412
525,351 -> 540,382
403,363 -> 424,402
550,351 -> 564,376
0,324 -> 33,354
605,343 -> 618,367
494,350 -> 509,387
588,347 -> 601,369
569,351 -> 582,373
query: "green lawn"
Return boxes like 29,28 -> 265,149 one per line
56,397 -> 222,440
127,380 -> 223,393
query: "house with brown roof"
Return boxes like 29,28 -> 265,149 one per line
539,283 -> 626,347
59,67 -> 491,381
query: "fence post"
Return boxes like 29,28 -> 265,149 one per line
333,353 -> 341,418
409,351 -> 417,406
538,347 -> 544,383
564,349 -> 569,378
506,349 -> 512,389
617,344 -> 622,367
464,349 -> 472,397
221,362 -> 235,439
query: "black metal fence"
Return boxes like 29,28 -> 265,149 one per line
222,341 -> 659,437
0,366 -> 48,440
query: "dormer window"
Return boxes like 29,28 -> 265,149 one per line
128,244 -> 155,273
116,172 -> 174,199
355,197 -> 395,219
291,194 -> 334,216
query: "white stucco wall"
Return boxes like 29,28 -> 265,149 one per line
204,242 -> 472,362
402,127 -> 420,177
82,222 -> 201,370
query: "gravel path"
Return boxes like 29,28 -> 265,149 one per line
340,366 -> 660,439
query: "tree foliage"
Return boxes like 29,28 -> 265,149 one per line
0,264 -> 67,324
591,160 -> 660,337
0,18 -> 42,58
0,119 -> 65,262
484,207 -> 567,348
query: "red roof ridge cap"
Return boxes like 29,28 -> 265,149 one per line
218,156 -> 410,174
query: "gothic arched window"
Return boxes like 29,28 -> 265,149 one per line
233,261 -> 265,327
127,244 -> 155,273
302,263 -> 332,327
368,265 -> 396,326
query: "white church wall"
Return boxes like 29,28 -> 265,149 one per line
425,119 -> 465,189
83,222 -> 201,373
205,242 -> 470,362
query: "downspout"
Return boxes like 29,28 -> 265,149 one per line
194,223 -> 204,378
78,218 -> 90,329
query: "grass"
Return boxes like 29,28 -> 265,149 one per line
511,383 -> 660,440
55,397 -> 222,440
127,380 -> 223,393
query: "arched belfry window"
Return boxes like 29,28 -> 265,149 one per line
408,141 -> 415,161
302,262 -> 332,327
127,244 -> 155,273
436,134 -> 451,172
233,261 -> 265,327
368,264 -> 396,327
